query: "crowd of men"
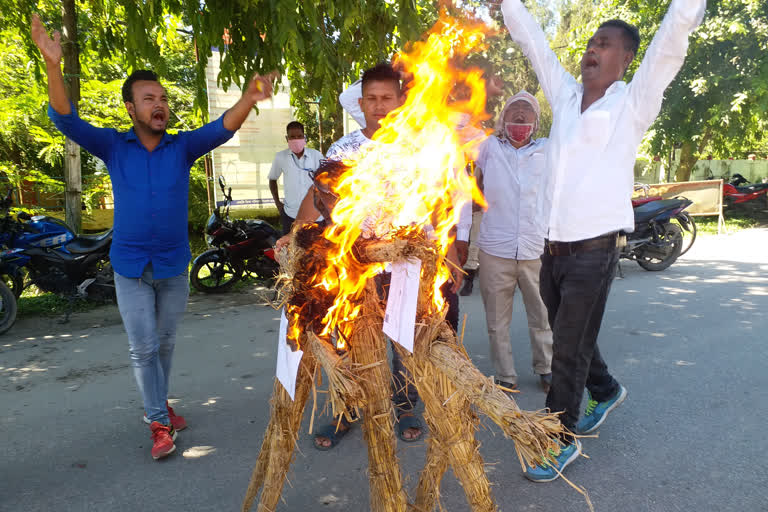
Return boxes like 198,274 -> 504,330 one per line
33,0 -> 704,484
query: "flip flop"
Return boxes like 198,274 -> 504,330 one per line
397,413 -> 424,443
313,420 -> 352,451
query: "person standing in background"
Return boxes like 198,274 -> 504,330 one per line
268,121 -> 324,235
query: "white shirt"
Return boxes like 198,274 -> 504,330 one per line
501,0 -> 705,242
326,129 -> 372,161
476,136 -> 548,260
268,147 -> 324,218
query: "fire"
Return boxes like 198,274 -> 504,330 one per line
288,15 -> 491,350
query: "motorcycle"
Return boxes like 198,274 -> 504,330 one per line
0,188 -> 115,331
632,185 -> 697,257
621,196 -> 694,271
723,173 -> 768,210
189,177 -> 280,293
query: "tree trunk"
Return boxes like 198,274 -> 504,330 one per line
62,0 -> 82,232
674,141 -> 698,183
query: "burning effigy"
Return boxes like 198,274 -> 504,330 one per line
242,15 -> 578,512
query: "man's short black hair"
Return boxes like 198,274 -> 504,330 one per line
599,19 -> 640,55
122,70 -> 161,103
361,62 -> 401,94
286,121 -> 304,134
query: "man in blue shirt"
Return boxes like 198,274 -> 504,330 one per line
32,15 -> 276,460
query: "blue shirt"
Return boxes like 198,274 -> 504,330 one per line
48,104 -> 235,279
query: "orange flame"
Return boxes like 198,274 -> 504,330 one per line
291,14 -> 491,350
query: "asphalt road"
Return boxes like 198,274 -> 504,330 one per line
1,229 -> 767,512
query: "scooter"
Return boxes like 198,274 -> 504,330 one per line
723,173 -> 768,209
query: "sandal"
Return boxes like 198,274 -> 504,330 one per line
313,417 -> 352,451
397,412 -> 424,442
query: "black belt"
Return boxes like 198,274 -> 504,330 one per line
545,233 -> 624,256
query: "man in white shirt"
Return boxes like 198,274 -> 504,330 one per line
497,0 -> 705,481
268,121 -> 324,234
475,90 -> 553,394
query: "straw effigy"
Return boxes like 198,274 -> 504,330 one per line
242,230 -> 585,512
241,347 -> 317,512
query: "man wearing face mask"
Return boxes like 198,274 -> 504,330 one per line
269,121 -> 324,235
475,90 -> 553,396
32,15 -> 277,461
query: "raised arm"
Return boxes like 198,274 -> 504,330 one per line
499,0 -> 574,106
222,71 -> 278,132
628,0 -> 706,127
184,72 -> 278,163
339,80 -> 366,128
32,14 -> 114,162
31,15 -> 69,115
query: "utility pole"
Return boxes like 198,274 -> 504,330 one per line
61,0 -> 82,232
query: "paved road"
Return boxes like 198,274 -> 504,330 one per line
1,230 -> 767,512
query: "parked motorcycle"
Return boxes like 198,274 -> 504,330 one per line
632,185 -> 697,257
0,188 -> 115,332
723,173 -> 768,210
621,197 -> 694,271
190,177 -> 280,293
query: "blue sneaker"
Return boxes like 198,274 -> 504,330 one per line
574,384 -> 627,435
524,439 -> 582,483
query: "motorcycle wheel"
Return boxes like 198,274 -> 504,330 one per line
671,212 -> 697,257
0,280 -> 18,335
637,223 -> 684,271
190,252 -> 243,293
1,272 -> 24,299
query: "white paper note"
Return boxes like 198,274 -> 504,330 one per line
383,258 -> 422,353
276,309 -> 303,400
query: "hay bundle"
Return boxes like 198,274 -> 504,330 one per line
349,284 -> 408,512
241,352 -> 317,512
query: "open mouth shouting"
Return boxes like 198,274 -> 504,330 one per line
582,55 -> 599,73
150,108 -> 167,128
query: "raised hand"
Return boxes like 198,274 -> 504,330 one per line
31,14 -> 62,65
487,75 -> 505,97
245,71 -> 279,104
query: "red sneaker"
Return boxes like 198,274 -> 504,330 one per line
150,422 -> 176,460
167,403 -> 187,431
143,401 -> 187,431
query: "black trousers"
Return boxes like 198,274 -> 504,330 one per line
280,211 -> 295,236
380,275 -> 459,414
539,246 -> 620,432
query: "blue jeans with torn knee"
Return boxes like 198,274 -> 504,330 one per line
114,264 -> 189,425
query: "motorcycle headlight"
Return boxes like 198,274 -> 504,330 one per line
205,234 -> 214,245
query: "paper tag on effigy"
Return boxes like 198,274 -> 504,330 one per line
383,258 -> 422,353
276,309 -> 303,400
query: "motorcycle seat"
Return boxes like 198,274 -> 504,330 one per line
633,199 -> 683,224
735,184 -> 768,193
66,229 -> 113,254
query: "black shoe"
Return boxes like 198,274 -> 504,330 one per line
459,269 -> 476,296
539,373 -> 552,394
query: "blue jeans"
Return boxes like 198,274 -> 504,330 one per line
114,265 -> 189,425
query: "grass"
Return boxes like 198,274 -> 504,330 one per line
695,210 -> 763,235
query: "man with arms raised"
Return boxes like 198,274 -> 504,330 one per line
32,15 -> 275,460
494,0 -> 705,481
